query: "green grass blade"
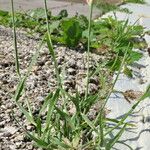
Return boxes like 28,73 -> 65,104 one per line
106,118 -> 136,127
94,43 -> 129,125
14,77 -> 26,102
45,89 -> 60,130
99,113 -> 104,147
85,3 -> 93,100
67,92 -> 80,113
81,113 -> 97,132
106,123 -> 127,149
50,137 -> 72,149
12,113 -> 49,148
140,85 -> 150,100
39,93 -> 53,115
44,0 -> 62,88
13,37 -> 45,102
83,94 -> 98,113
16,102 -> 36,126
11,0 -> 20,77
117,141 -> 134,150
36,116 -> 42,137
55,106 -> 75,130
105,85 -> 150,136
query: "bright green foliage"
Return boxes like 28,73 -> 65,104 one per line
61,18 -> 82,47
9,0 -> 150,149
92,17 -> 147,76
0,9 -> 147,57
125,0 -> 145,4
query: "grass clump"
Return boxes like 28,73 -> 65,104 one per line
8,0 -> 150,149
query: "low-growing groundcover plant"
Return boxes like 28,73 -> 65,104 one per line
0,8 -> 148,77
8,0 -> 150,149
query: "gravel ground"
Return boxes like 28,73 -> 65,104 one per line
0,26 -> 112,150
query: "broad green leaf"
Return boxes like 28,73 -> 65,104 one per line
50,21 -> 60,33
27,8 -> 51,20
0,10 -> 9,16
61,18 -> 82,47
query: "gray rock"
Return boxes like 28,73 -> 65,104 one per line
67,58 -> 76,68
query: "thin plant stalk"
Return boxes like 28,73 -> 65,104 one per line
85,2 -> 93,100
99,46 -> 128,147
95,44 -> 129,125
44,0 -> 61,89
11,0 -> 20,77
87,45 -> 129,147
105,84 -> 150,136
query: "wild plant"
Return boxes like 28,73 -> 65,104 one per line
11,0 -> 150,149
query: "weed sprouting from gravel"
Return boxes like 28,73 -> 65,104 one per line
9,0 -> 150,149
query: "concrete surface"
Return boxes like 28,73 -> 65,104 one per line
104,2 -> 150,150
0,0 -> 101,17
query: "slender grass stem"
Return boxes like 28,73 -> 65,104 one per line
94,45 -> 129,125
92,44 -> 129,147
11,0 -> 20,77
44,0 -> 62,89
104,86 -> 149,136
85,3 -> 93,100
